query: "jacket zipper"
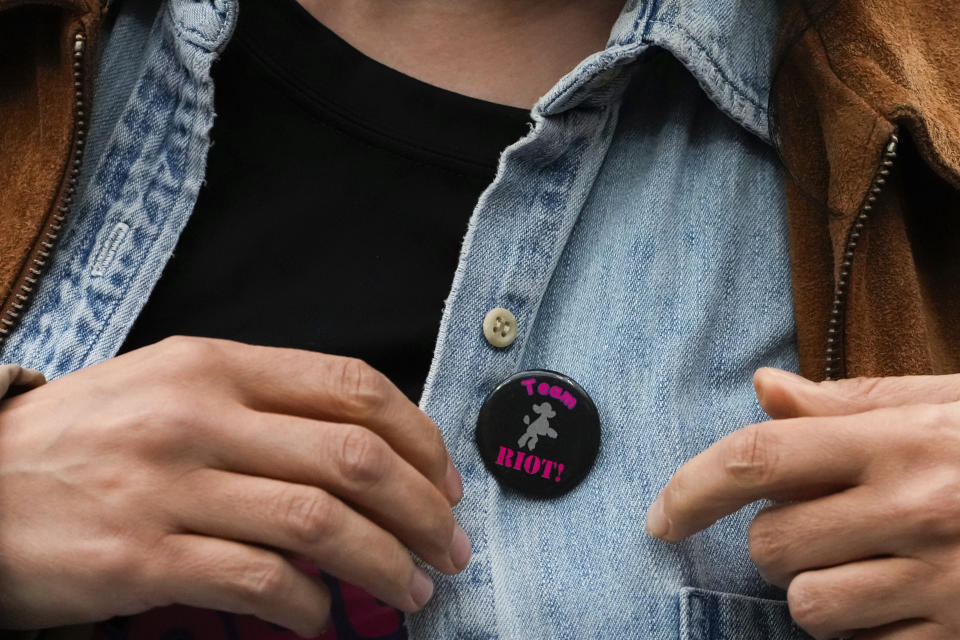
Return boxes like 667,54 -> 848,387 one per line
0,31 -> 88,349
824,131 -> 899,381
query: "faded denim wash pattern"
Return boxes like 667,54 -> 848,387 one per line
1,0 -> 812,637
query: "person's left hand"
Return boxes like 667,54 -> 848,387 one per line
645,368 -> 960,640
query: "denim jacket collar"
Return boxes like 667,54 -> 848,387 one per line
540,0 -> 780,141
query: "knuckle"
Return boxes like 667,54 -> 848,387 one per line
883,404 -> 955,466
148,390 -> 197,427
118,395 -> 200,456
747,512 -> 787,570
333,357 -> 388,420
421,504 -> 456,558
98,401 -> 174,453
338,426 -> 389,489
95,537 -> 160,610
280,490 -> 340,547
896,403 -> 960,461
906,469 -> 960,539
240,557 -> 292,602
156,335 -> 223,372
786,573 -> 832,635
383,543 -> 416,594
424,428 -> 450,482
723,425 -> 778,488
90,538 -> 142,585
916,402 -> 958,436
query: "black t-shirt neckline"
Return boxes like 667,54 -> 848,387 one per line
235,0 -> 533,174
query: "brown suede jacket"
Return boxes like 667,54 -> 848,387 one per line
0,1 -> 958,377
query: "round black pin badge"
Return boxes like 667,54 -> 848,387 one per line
475,370 -> 601,498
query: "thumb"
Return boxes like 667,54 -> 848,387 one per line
753,367 -> 960,419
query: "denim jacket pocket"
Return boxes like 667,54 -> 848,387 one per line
679,587 -> 813,640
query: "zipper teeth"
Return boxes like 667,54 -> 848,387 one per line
0,32 -> 87,346
824,132 -> 899,381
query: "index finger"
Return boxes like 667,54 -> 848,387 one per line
645,414 -> 874,541
754,367 -> 960,419
246,347 -> 460,504
151,337 -> 460,505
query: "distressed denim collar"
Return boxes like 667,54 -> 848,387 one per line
618,0 -> 780,140
544,0 -> 779,140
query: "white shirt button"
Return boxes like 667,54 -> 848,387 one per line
483,307 -> 518,348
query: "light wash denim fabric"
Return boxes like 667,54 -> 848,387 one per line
1,0 -> 810,637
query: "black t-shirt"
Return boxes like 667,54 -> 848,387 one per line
102,0 -> 530,637
117,0 -> 531,404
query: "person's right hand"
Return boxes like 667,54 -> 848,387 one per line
0,336 -> 468,637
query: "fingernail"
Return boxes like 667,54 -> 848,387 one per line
645,497 -> 671,539
445,461 -> 463,504
409,567 -> 434,610
450,524 -> 472,571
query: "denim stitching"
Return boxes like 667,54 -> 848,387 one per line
77,52 -> 204,367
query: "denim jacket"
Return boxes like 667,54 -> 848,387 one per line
1,0 -> 814,637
